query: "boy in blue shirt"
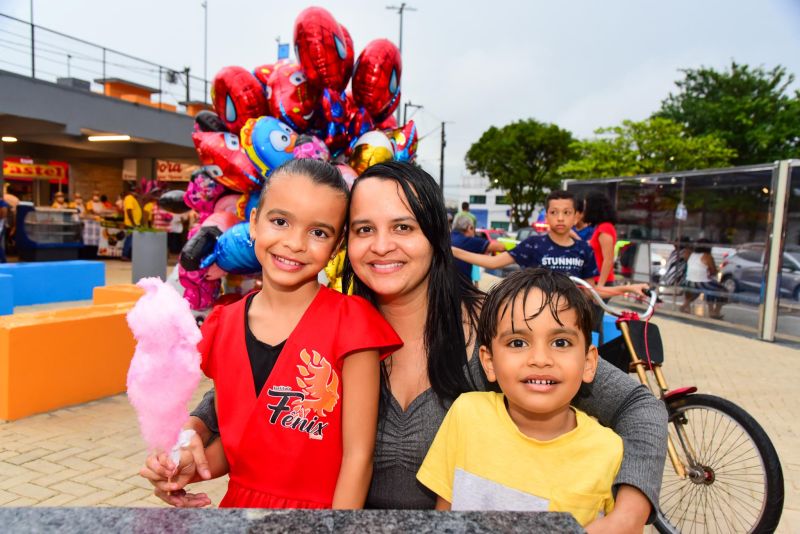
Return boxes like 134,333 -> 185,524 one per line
452,191 -> 646,298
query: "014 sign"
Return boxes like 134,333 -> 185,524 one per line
156,160 -> 197,182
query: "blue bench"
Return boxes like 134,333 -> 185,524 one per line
0,274 -> 12,315
0,260 -> 105,307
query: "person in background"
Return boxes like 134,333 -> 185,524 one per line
51,191 -> 67,209
70,193 -> 86,216
571,195 -> 594,241
584,192 -> 617,289
454,201 -> 477,227
451,214 -> 505,284
86,191 -> 105,216
0,197 -> 8,262
681,239 -> 726,319
122,185 -> 142,260
115,193 -> 124,215
167,207 -> 185,255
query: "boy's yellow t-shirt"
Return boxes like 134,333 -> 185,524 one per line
417,391 -> 623,526
123,194 -> 142,227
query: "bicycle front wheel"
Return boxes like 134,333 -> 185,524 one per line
658,393 -> 784,533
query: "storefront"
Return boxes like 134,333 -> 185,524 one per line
2,158 -> 69,205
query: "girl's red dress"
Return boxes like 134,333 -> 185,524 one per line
199,286 -> 402,508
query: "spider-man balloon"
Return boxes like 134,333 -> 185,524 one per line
352,39 -> 402,124
192,131 -> 263,193
388,120 -> 418,162
293,7 -> 353,93
256,60 -> 320,133
212,66 -> 268,134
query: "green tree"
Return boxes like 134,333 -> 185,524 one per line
656,61 -> 800,165
465,119 -> 573,228
559,117 -> 736,180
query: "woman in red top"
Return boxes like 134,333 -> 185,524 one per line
585,192 -> 618,288
147,159 -> 401,508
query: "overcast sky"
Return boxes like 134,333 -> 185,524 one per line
3,0 -> 800,187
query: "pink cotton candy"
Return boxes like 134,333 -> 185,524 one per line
126,277 -> 203,454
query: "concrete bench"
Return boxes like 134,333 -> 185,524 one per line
0,260 -> 105,306
0,274 -> 12,315
0,302 -> 136,420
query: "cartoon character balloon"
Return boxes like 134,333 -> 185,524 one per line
388,120 -> 418,162
256,61 -> 320,132
293,134 -> 330,161
212,66 -> 268,134
352,39 -> 402,123
348,130 -> 395,174
184,169 -> 226,222
192,131 -> 263,193
194,110 -> 229,133
335,163 -> 358,190
240,117 -> 298,178
293,7 -> 353,93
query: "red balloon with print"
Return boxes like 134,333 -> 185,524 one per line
352,39 -> 402,123
212,66 -> 268,134
259,60 -> 320,132
293,7 -> 353,92
191,131 -> 263,193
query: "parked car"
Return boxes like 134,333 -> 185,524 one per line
475,228 -> 509,245
719,244 -> 800,301
496,226 -> 547,251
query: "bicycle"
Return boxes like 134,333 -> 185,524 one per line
570,277 -> 784,534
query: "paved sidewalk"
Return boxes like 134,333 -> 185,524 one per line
0,262 -> 797,531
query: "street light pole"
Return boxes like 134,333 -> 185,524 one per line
202,1 -> 208,103
30,0 -> 35,77
386,3 -> 416,124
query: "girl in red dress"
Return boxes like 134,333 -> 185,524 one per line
164,159 -> 402,509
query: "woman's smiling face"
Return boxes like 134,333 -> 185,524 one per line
347,177 -> 434,303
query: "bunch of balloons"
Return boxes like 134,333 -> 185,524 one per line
171,6 -> 419,310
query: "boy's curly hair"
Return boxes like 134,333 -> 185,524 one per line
478,268 -> 595,351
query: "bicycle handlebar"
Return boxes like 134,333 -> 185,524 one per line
568,276 -> 657,320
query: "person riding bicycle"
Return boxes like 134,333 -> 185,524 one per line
417,269 -> 630,529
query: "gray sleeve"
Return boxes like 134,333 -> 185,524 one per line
190,388 -> 220,437
573,358 -> 668,522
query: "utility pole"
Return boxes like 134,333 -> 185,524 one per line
30,0 -> 35,77
439,122 -> 446,193
402,101 -> 422,124
184,67 -> 191,103
202,1 -> 208,103
386,3 -> 416,124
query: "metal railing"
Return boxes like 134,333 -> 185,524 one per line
0,12 -> 210,113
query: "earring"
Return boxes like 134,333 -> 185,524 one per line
247,235 -> 254,247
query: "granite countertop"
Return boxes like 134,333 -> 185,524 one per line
0,508 -> 583,533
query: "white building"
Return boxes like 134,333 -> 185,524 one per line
444,173 -> 512,230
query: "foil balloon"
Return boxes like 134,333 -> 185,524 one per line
335,163 -> 358,190
236,191 -> 261,220
179,265 -> 220,311
293,134 -> 330,161
348,130 -> 395,174
184,169 -> 225,222
194,110 -> 228,133
157,190 -> 191,214
352,39 -> 402,123
240,117 -> 298,178
213,193 -> 242,216
192,131 -> 263,193
293,7 -> 353,93
212,66 -> 268,134
376,115 -> 397,130
317,89 -> 351,151
388,120 -> 419,162
200,222 -> 260,275
258,60 -> 320,132
179,211 -> 240,271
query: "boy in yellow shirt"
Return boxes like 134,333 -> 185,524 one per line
417,268 -> 624,527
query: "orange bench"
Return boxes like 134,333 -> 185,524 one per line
92,284 -> 144,305
0,302 -> 137,421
